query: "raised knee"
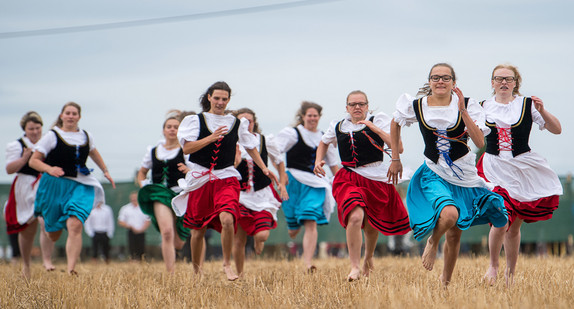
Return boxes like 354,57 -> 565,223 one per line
255,231 -> 269,243
440,207 -> 459,225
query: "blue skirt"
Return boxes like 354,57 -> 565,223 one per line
407,163 -> 507,241
282,171 -> 328,229
34,174 -> 95,233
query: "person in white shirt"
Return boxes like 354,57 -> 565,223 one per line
477,64 -> 562,286
314,90 -> 410,281
388,63 -> 507,286
30,102 -> 115,275
4,111 -> 55,278
84,202 -> 115,263
173,81 -> 276,281
118,192 -> 151,261
273,101 -> 339,273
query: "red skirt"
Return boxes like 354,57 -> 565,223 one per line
332,168 -> 410,235
237,205 -> 277,236
4,176 -> 27,234
477,154 -> 559,226
183,177 -> 240,233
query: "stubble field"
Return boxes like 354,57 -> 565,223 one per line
1,256 -> 573,308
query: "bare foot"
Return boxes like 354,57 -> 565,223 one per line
440,274 -> 449,288
347,268 -> 360,282
254,240 -> 265,255
307,265 -> 317,274
43,263 -> 56,271
421,237 -> 439,271
288,228 -> 300,239
223,265 -> 239,281
505,267 -> 514,288
483,266 -> 498,286
69,270 -> 78,276
22,266 -> 31,280
362,258 -> 374,278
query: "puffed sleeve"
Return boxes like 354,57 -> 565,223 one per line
86,131 -> 96,151
324,143 -> 340,167
5,140 -> 23,165
140,145 -> 153,169
238,117 -> 260,149
265,135 -> 284,165
373,112 -> 392,134
466,98 -> 491,136
273,127 -> 298,154
321,119 -> 339,146
34,131 -> 57,156
177,115 -> 200,147
392,93 -> 418,127
530,100 -> 547,130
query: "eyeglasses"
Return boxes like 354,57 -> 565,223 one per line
347,102 -> 368,108
492,76 -> 516,83
429,75 -> 453,82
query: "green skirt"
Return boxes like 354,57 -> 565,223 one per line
138,184 -> 190,241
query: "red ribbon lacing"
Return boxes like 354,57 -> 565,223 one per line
240,159 -> 254,192
342,131 -> 359,168
497,127 -> 513,152
191,137 -> 222,182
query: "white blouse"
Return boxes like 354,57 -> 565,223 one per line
393,93 -> 490,188
5,136 -> 35,166
322,112 -> 395,182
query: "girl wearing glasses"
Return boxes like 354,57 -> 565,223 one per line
477,64 -> 562,286
314,90 -> 410,281
136,110 -> 192,273
30,102 -> 115,275
387,63 -> 507,286
231,108 -> 287,277
273,101 -> 339,273
172,81 -> 276,281
5,111 -> 55,278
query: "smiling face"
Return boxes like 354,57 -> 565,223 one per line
208,89 -> 230,115
302,107 -> 320,131
346,93 -> 369,123
237,112 -> 255,133
163,118 -> 180,143
491,68 -> 516,97
60,105 -> 81,131
429,65 -> 455,97
23,121 -> 42,143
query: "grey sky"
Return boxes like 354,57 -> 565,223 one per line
1,0 -> 573,183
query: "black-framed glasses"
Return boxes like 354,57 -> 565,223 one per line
347,102 -> 368,108
429,75 -> 453,82
492,76 -> 516,83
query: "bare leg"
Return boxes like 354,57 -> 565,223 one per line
345,207 -> 364,281
220,211 -> 238,281
484,224 -> 507,285
154,202 -> 177,273
38,217 -> 55,271
288,228 -> 300,239
66,216 -> 83,274
254,230 -> 269,255
504,218 -> 523,287
302,220 -> 318,271
422,206 -> 458,271
47,230 -> 63,242
441,227 -> 462,286
191,228 -> 206,275
362,219 -> 379,278
232,227 -> 248,276
18,220 -> 38,279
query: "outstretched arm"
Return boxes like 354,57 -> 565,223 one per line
532,96 -> 561,134
387,120 -> 403,185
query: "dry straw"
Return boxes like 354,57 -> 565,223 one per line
1,256 -> 573,308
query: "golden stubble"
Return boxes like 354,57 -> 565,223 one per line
1,256 -> 573,309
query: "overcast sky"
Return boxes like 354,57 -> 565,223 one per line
1,0 -> 573,184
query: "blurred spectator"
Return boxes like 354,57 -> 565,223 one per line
118,192 -> 150,261
84,202 -> 115,263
